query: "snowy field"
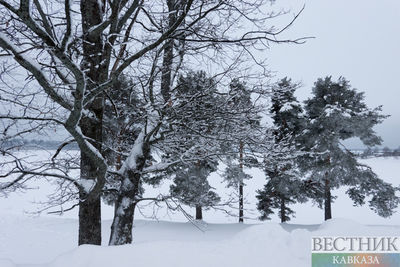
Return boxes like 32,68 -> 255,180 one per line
0,151 -> 399,266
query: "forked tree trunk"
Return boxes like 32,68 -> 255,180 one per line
324,178 -> 332,221
195,206 -> 203,220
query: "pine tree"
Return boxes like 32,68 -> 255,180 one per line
170,160 -> 220,220
301,76 -> 399,220
256,141 -> 304,222
166,71 -> 222,219
256,78 -> 306,222
223,79 -> 261,223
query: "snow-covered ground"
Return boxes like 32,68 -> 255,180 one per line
0,152 -> 399,266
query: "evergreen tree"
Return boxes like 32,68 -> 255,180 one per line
170,160 -> 220,220
166,71 -> 222,219
223,79 -> 261,223
256,78 -> 306,222
257,141 -> 305,222
301,76 -> 399,220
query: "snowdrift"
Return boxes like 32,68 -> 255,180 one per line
3,218 -> 399,267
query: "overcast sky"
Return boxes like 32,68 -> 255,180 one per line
266,0 -> 400,148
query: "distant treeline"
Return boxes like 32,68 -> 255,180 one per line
2,139 -> 399,158
1,139 -> 78,150
359,147 -> 400,158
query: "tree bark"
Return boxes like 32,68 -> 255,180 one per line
109,138 -> 150,245
78,186 -> 101,245
78,117 -> 103,245
78,0 -> 106,245
280,196 -> 287,223
160,0 -> 177,103
239,141 -> 244,223
195,205 -> 203,220
239,183 -> 244,223
324,178 -> 332,221
109,170 -> 140,245
109,173 -> 140,245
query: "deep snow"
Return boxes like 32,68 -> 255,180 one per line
0,153 -> 399,266
1,217 -> 399,267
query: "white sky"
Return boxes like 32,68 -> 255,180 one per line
267,0 -> 400,148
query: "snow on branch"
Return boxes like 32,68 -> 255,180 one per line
0,33 -> 72,110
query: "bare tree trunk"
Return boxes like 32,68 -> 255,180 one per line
78,185 -> 101,245
109,171 -> 139,245
324,177 -> 332,221
78,0 -> 106,245
78,122 -> 103,245
239,183 -> 244,223
78,113 -> 104,245
195,205 -> 203,220
160,0 -> 177,103
109,198 -> 136,245
280,196 -> 287,223
239,141 -> 244,223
